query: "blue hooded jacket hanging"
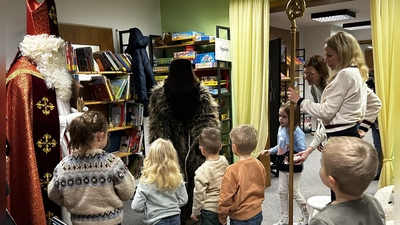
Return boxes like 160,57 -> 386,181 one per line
125,27 -> 156,117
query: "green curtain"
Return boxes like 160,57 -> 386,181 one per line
229,0 -> 270,159
370,0 -> 399,188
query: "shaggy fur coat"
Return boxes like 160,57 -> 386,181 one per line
148,83 -> 220,224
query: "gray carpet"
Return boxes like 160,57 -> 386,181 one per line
121,132 -> 378,225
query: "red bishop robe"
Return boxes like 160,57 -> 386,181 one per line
6,56 -> 62,225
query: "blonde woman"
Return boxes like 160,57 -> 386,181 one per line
287,31 -> 381,201
132,138 -> 188,225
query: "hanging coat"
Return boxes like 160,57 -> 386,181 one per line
125,27 -> 156,117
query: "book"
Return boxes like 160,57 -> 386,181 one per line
105,77 -> 115,101
128,154 -> 144,179
93,51 -> 114,71
70,77 -> 84,109
94,58 -> 105,71
88,75 -> 114,101
125,101 -> 142,126
127,129 -> 143,154
115,53 -> 132,71
109,103 -> 125,127
119,135 -> 129,152
123,76 -> 131,99
75,47 -> 94,71
105,51 -> 126,71
110,75 -> 129,101
102,51 -> 119,71
65,41 -> 77,71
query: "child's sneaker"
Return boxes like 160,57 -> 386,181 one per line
294,217 -> 308,225
273,218 -> 288,225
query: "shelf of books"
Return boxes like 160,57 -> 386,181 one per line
66,43 -> 145,164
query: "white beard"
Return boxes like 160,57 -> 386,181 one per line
19,34 -> 72,102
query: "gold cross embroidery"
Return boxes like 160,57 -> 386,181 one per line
46,211 -> 55,225
37,133 -> 57,154
40,172 -> 52,191
36,97 -> 55,116
48,6 -> 58,25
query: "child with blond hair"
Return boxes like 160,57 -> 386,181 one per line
48,110 -> 135,225
218,124 -> 266,225
310,136 -> 385,225
190,127 -> 229,224
132,138 -> 188,225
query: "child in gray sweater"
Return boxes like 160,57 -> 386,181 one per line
310,136 -> 385,225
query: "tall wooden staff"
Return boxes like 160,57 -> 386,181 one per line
285,1 -> 306,225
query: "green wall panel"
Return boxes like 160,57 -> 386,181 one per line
160,0 -> 229,36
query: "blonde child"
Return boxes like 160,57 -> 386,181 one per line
190,127 -> 229,224
310,136 -> 385,224
132,138 -> 188,225
218,124 -> 266,225
48,110 -> 135,225
261,102 -> 309,225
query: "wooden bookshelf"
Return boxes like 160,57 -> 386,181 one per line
108,126 -> 135,132
153,40 -> 215,49
83,99 -> 126,105
112,151 -> 133,157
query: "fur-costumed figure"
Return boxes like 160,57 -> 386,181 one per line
148,59 -> 220,224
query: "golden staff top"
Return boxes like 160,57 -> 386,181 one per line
285,1 -> 306,225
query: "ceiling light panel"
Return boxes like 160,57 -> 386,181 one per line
311,9 -> 356,22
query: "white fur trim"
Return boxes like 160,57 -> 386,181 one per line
20,34 -> 72,101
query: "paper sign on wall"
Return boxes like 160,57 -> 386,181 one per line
215,38 -> 231,62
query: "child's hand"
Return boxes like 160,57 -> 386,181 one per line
190,214 -> 198,221
260,149 -> 270,156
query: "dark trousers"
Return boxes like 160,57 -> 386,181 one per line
230,211 -> 263,225
327,124 -> 360,201
201,209 -> 221,225
371,122 -> 382,176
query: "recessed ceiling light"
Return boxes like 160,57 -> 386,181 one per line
311,9 -> 356,22
343,21 -> 371,30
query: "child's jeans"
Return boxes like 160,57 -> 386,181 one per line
229,211 -> 263,225
156,214 -> 180,225
201,209 -> 220,225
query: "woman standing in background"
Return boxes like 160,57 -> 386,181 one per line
295,55 -> 329,163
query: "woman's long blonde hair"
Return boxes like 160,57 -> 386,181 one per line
325,31 -> 369,83
140,138 -> 184,191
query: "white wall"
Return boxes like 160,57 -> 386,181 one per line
6,0 -> 162,69
298,25 -> 331,101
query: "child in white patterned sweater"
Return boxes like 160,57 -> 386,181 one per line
48,110 -> 135,225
